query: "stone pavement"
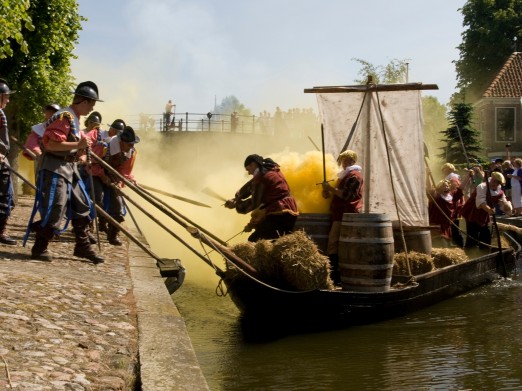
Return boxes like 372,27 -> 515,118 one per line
0,195 -> 209,390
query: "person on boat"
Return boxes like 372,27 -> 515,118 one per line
321,150 -> 363,285
460,171 -> 512,249
506,158 -> 522,216
224,154 -> 299,242
28,81 -> 104,263
428,178 -> 469,247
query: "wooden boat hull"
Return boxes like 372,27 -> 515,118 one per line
224,247 -> 518,332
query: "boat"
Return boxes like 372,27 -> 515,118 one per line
223,239 -> 519,333
208,79 -> 522,333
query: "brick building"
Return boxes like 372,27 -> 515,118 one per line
474,52 -> 522,160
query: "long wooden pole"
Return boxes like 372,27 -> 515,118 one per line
483,170 -> 507,277
139,183 -> 211,208
110,183 -> 224,273
91,153 -> 256,273
90,153 -> 227,245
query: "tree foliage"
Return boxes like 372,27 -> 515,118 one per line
0,0 -> 34,58
213,95 -> 251,116
455,0 -> 522,102
422,96 -> 448,158
439,103 -> 482,165
0,0 -> 85,142
352,58 -> 411,84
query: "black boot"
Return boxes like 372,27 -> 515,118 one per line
0,215 -> 17,245
107,224 -> 122,246
328,254 -> 341,286
87,221 -> 97,244
98,216 -> 108,233
31,225 -> 54,262
73,218 -> 105,264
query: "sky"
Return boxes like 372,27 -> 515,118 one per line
71,0 -> 467,122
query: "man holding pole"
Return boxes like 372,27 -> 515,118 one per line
98,125 -> 140,246
0,79 -> 18,245
29,81 -> 104,263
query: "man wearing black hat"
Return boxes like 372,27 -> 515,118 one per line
28,81 -> 104,263
225,154 -> 299,242
0,79 -> 18,245
99,126 -> 140,245
101,119 -> 125,141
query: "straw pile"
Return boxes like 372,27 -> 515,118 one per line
393,251 -> 434,275
393,247 -> 470,275
431,247 -> 468,268
228,231 -> 334,291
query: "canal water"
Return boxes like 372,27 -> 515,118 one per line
173,266 -> 522,391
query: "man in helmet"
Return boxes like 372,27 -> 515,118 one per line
100,119 -> 125,141
98,125 -> 140,245
0,79 -> 18,245
28,81 -> 104,264
23,103 -> 61,161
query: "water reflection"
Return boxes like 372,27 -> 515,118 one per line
174,273 -> 522,391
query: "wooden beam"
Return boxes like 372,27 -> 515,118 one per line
304,82 -> 439,94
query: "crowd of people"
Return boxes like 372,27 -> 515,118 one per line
427,159 -> 515,249
0,79 -> 140,264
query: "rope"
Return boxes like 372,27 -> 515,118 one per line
374,89 -> 413,277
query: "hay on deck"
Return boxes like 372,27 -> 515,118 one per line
229,231 -> 334,291
393,251 -> 434,275
431,247 -> 468,268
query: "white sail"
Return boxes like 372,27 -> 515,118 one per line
316,89 -> 428,227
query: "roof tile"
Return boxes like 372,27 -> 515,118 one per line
483,52 -> 522,97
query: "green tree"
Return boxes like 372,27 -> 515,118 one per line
0,0 -> 34,58
0,0 -> 85,144
439,103 -> 482,165
352,58 -> 410,84
455,0 -> 522,102
422,96 -> 448,159
213,95 -> 251,116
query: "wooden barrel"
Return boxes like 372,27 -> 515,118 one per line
293,213 -> 331,253
393,227 -> 432,255
338,213 -> 394,292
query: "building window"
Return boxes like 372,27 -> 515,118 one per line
495,107 -> 516,142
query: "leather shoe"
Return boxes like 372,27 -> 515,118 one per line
0,234 -> 17,246
108,236 -> 122,246
73,249 -> 105,264
31,250 -> 52,262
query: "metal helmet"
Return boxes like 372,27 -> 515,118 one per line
0,79 -> 16,94
85,111 -> 102,125
119,126 -> 140,144
72,81 -> 103,102
108,119 -> 126,132
44,103 -> 61,112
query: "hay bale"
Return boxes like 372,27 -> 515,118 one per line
254,240 -> 279,278
431,247 -> 468,268
227,242 -> 256,279
271,231 -> 334,290
393,251 -> 434,275
228,231 -> 334,290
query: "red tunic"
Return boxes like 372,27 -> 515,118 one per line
428,188 -> 463,239
251,168 -> 298,215
460,189 -> 504,227
330,169 -> 363,221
